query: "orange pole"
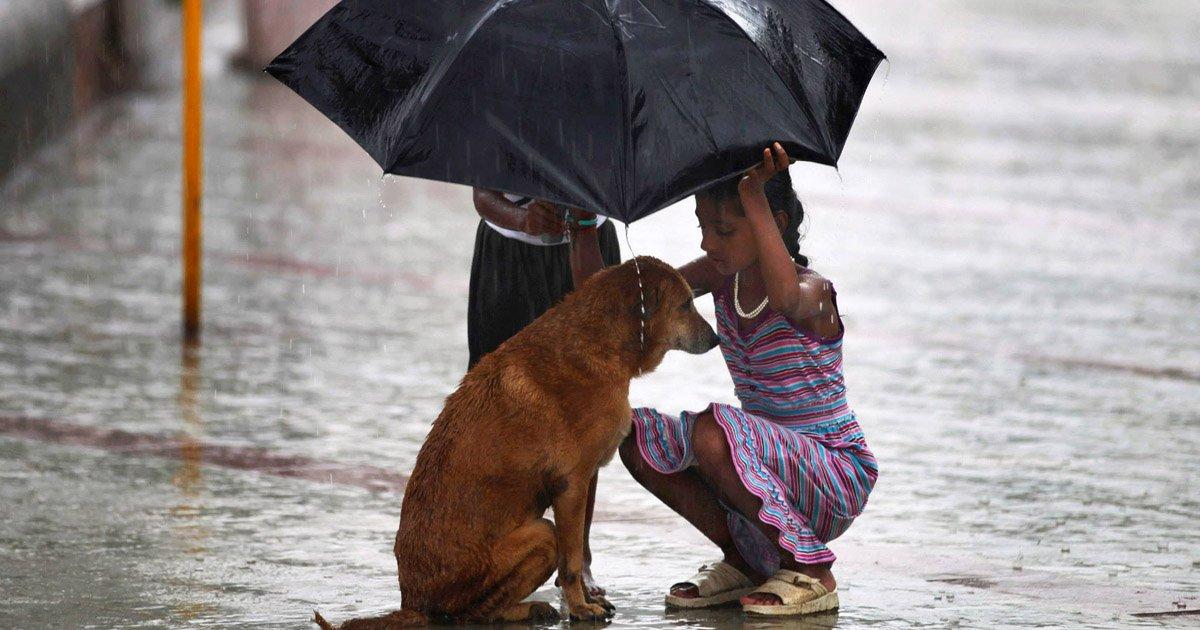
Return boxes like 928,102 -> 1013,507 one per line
182,0 -> 203,343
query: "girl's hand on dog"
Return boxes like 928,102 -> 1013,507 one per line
522,200 -> 566,237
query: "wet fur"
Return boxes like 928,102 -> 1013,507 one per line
315,257 -> 717,628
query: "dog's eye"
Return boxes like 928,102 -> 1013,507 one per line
680,299 -> 692,311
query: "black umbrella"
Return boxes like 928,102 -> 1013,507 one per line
267,0 -> 883,223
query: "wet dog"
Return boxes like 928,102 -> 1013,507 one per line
315,257 -> 718,628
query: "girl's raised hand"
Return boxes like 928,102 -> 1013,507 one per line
738,142 -> 791,198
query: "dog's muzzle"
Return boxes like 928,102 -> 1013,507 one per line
681,321 -> 719,354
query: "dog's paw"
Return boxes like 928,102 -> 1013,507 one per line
528,601 -> 561,622
568,601 -> 613,623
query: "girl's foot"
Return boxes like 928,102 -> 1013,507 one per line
666,556 -> 762,608
740,565 -> 836,607
669,554 -> 761,599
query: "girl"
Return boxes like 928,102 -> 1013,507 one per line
613,143 -> 876,617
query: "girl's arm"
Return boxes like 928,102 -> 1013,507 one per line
739,143 -> 833,323
573,227 -> 723,297
678,256 -> 724,297
472,188 -> 565,236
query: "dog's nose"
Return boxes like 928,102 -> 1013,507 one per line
684,323 -> 719,354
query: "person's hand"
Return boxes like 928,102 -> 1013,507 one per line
521,200 -> 566,237
567,209 -> 598,234
738,142 -> 791,198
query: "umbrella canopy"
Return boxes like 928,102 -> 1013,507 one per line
267,0 -> 884,223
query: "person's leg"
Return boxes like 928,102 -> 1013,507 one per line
618,436 -> 765,597
689,412 -> 836,605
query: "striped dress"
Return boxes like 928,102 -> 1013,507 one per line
631,273 -> 877,572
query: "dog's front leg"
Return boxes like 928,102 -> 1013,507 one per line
554,471 -> 613,622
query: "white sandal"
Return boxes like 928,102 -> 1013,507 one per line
664,560 -> 757,609
741,569 -> 839,617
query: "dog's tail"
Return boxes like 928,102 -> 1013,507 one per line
313,609 -> 429,629
313,611 -> 335,630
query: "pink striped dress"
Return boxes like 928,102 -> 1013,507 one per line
631,273 -> 877,572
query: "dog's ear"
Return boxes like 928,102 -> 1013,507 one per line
630,283 -> 664,321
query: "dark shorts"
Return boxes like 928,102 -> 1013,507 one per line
467,220 -> 621,368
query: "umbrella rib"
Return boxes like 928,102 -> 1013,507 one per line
382,0 -> 518,175
694,0 -> 834,162
600,0 -> 633,218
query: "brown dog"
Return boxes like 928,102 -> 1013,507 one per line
314,256 -> 718,628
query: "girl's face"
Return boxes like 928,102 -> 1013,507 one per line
696,195 -> 759,276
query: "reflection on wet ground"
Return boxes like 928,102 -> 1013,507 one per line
1,0 -> 1198,627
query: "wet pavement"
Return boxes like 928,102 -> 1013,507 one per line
1,0 -> 1198,627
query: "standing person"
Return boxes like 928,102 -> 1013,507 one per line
467,187 -> 621,598
468,189 -> 621,367
574,144 -> 876,617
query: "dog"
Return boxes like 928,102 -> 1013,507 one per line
314,256 -> 718,628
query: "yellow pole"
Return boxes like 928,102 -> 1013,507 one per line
182,0 -> 203,343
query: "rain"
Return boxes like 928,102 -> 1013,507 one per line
1,0 -> 1198,628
